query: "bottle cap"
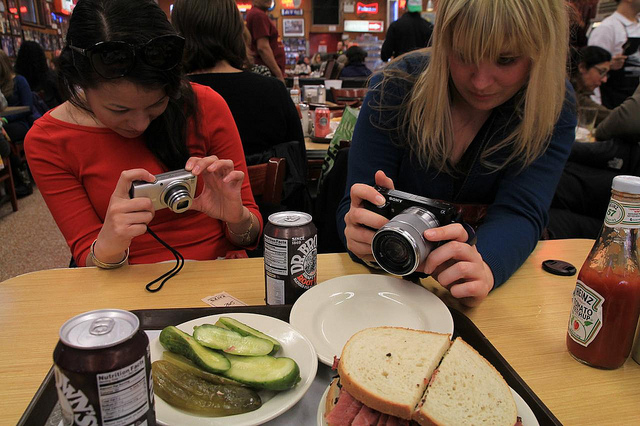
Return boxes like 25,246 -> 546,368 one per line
612,175 -> 640,195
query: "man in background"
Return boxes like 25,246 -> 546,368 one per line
246,0 -> 285,82
380,0 -> 433,62
588,0 -> 640,108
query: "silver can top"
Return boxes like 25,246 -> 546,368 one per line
59,309 -> 140,349
268,211 -> 313,227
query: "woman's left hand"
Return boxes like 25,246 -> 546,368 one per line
420,224 -> 494,307
186,156 -> 246,223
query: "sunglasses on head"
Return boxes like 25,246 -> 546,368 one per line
69,34 -> 185,79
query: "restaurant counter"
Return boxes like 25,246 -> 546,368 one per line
1,239 -> 639,424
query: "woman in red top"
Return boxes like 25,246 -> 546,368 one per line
25,0 -> 262,268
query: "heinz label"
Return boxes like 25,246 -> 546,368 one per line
568,280 -> 604,347
605,199 -> 640,228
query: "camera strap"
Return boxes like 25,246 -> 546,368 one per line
144,226 -> 185,292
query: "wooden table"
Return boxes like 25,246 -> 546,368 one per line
0,105 -> 30,117
1,239 -> 639,424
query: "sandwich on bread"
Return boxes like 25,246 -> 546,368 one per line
324,327 -> 519,426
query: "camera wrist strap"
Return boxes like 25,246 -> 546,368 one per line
144,227 -> 185,292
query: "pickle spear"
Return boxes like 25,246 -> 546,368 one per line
162,351 -> 245,387
193,324 -> 274,356
159,326 -> 230,373
152,360 -> 261,416
217,317 -> 282,355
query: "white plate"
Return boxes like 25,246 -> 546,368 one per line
290,274 -> 454,366
150,313 -> 318,426
315,383 -> 539,426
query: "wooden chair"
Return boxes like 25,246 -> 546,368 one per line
0,156 -> 18,211
330,88 -> 369,107
247,157 -> 286,205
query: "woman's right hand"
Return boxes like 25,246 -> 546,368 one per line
343,170 -> 394,263
611,54 -> 626,71
92,169 -> 156,264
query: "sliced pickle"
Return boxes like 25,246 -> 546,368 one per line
152,360 -> 261,416
159,326 -> 230,373
193,324 -> 274,356
162,351 -> 245,387
217,317 -> 282,355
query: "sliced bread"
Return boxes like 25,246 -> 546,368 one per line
337,327 -> 451,419
413,337 -> 518,426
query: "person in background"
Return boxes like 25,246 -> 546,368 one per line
311,53 -> 324,72
588,0 -> 640,108
596,82 -> 640,140
294,55 -> 311,75
338,0 -> 575,306
172,0 -> 310,216
15,41 -> 63,109
570,45 -> 612,126
25,0 -> 262,268
381,0 -> 434,62
242,24 -> 272,77
336,41 -> 345,56
0,50 -> 34,197
246,0 -> 285,82
340,46 -> 372,78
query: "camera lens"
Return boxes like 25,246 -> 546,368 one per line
371,206 -> 439,276
374,231 -> 416,275
163,184 -> 192,213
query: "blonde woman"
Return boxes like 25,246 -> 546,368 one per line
338,0 -> 576,306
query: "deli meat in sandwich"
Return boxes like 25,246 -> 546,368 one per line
324,327 -> 518,426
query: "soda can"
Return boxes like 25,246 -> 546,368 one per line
264,211 -> 318,305
53,309 -> 156,426
314,107 -> 331,138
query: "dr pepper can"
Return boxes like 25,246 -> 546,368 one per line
53,309 -> 156,426
264,211 -> 317,304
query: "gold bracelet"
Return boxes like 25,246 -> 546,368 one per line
89,239 -> 129,269
227,214 -> 254,245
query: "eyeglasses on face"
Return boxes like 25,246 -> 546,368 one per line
592,65 -> 609,79
69,34 -> 185,79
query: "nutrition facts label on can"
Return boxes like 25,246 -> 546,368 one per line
97,356 -> 149,426
264,235 -> 288,275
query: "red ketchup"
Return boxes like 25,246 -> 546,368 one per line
566,176 -> 640,369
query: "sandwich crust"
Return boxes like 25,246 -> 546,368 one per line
337,327 -> 451,420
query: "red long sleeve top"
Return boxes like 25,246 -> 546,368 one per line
25,83 -> 262,266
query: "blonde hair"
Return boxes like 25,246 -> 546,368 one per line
0,50 -> 15,98
381,0 -> 569,172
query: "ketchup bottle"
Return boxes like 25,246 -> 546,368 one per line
566,175 -> 640,369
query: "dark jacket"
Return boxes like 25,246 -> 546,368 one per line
381,12 -> 433,61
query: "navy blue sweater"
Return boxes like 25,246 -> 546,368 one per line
336,53 -> 577,289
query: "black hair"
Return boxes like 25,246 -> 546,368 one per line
172,0 -> 247,72
570,45 -> 612,77
57,0 -> 197,171
346,46 -> 367,65
15,41 -> 49,91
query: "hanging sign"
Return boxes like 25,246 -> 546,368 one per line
356,2 -> 378,14
344,19 -> 384,32
282,9 -> 303,16
281,0 -> 302,9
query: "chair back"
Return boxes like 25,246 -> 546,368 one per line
323,60 -> 336,79
330,88 -> 369,107
247,157 -> 286,205
0,156 -> 18,211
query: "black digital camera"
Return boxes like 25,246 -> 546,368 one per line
363,186 -> 474,276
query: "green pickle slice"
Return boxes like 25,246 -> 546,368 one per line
152,360 -> 261,416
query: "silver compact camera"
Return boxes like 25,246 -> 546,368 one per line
363,186 -> 475,276
129,169 -> 197,213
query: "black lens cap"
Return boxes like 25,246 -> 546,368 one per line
542,259 -> 577,276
